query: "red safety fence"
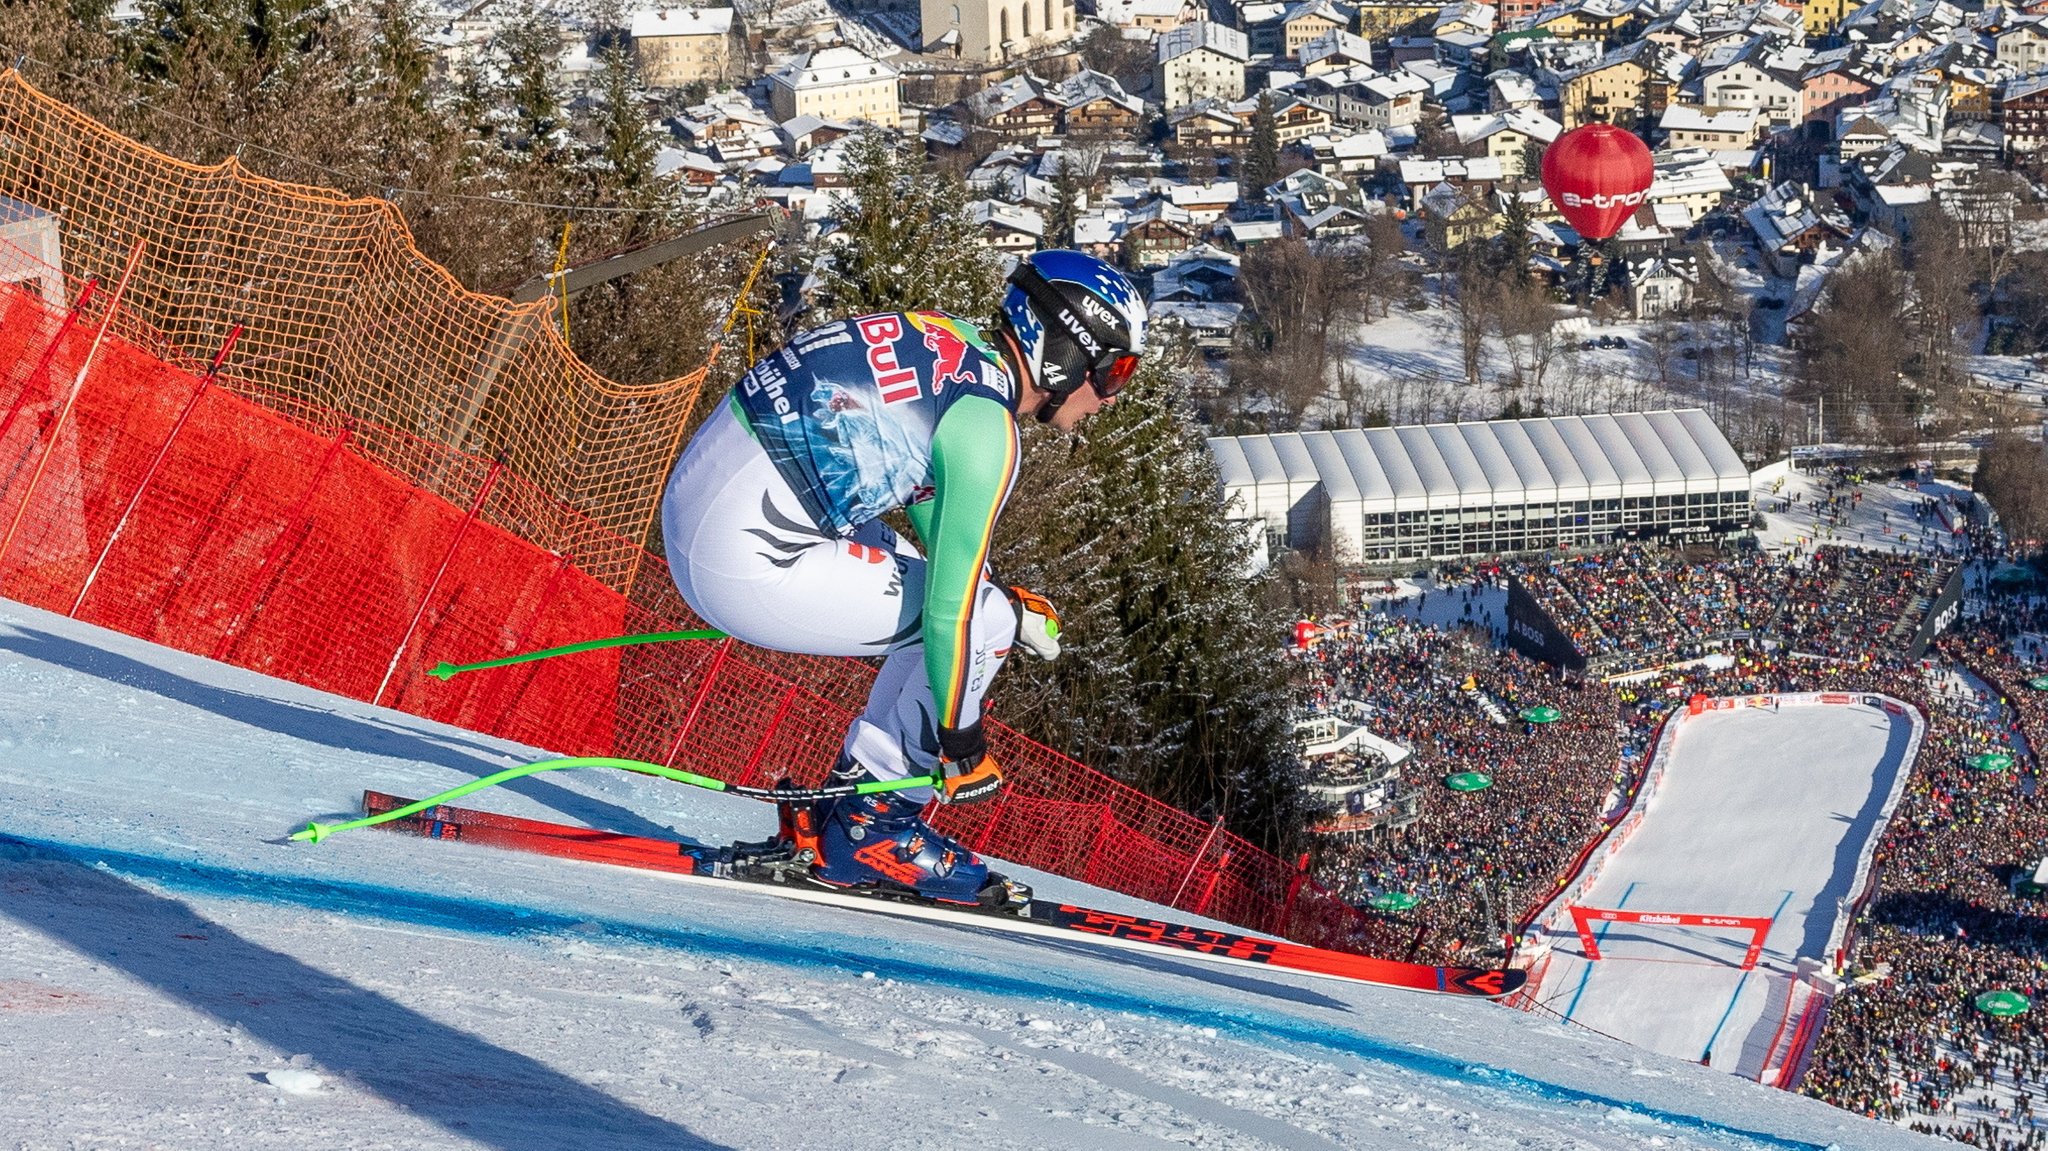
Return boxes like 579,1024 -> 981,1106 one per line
0,272 -> 1397,954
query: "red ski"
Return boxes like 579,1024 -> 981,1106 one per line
359,791 -> 1525,999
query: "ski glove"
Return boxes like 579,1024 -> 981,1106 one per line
936,720 -> 1004,804
1007,586 -> 1062,661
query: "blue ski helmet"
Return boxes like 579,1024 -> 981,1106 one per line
1000,250 -> 1146,422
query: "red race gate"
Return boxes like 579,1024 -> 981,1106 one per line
1568,905 -> 1773,970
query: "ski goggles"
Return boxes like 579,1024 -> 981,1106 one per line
1093,349 -> 1141,399
1008,263 -> 1139,401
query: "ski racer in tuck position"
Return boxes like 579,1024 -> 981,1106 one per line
660,250 -> 1147,910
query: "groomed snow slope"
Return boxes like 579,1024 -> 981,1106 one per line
1532,702 -> 1913,1076
0,600 -> 1941,1150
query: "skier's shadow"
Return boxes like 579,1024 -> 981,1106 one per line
0,835 -> 729,1151
0,624 -> 675,839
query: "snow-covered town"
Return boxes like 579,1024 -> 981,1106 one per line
378,0 -> 2048,450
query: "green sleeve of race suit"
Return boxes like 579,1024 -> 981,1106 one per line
922,395 -> 1020,729
906,493 -> 935,547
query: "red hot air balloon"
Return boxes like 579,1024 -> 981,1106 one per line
1540,123 -> 1654,240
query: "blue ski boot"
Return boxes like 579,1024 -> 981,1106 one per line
782,765 -> 1028,911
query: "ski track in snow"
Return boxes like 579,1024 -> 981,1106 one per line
0,600 -> 1943,1149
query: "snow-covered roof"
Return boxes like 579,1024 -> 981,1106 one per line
770,46 -> 897,91
1490,71 -> 1540,105
1649,154 -> 1734,200
1158,21 -> 1250,64
1170,180 -> 1240,206
1743,181 -> 1847,250
968,74 -> 1049,119
1073,210 -> 1125,245
1150,299 -> 1244,330
969,199 -> 1047,236
1049,69 -> 1142,111
1299,29 -> 1375,68
1434,0 -> 1497,32
630,7 -> 735,37
1224,218 -> 1286,242
1397,155 -> 1504,184
1209,410 -> 1751,517
1361,72 -> 1430,100
654,147 -> 723,178
1282,0 -> 1353,24
1097,0 -> 1188,21
1450,109 -> 1562,146
1659,105 -> 1758,134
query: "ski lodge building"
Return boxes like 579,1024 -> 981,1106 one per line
1208,409 -> 1753,567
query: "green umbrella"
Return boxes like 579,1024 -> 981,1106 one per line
1968,752 -> 2016,773
2029,676 -> 2048,692
1976,990 -> 2032,1018
1369,891 -> 1421,912
1445,771 -> 1493,792
1520,706 -> 1561,724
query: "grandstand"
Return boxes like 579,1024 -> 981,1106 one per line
1208,410 -> 1753,568
1504,544 -> 1966,676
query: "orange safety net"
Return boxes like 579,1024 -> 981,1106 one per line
0,68 -> 708,591
0,74 -> 1395,954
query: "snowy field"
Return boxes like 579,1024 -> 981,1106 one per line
1528,701 -> 1915,1078
0,598 -> 1950,1149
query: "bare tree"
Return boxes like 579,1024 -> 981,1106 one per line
1445,247 -> 1496,390
1234,238 -> 1368,427
1977,433 -> 2048,545
1493,277 -> 1567,395
1905,206 -> 1977,405
1795,246 -> 1915,444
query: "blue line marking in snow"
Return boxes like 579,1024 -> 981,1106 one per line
1703,890 -> 1795,1061
0,834 -> 1833,1151
1562,880 -> 1636,1023
1702,971 -> 1750,1063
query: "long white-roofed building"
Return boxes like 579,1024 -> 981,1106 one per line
1207,410 -> 1752,566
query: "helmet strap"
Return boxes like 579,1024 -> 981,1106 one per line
997,327 -> 1063,423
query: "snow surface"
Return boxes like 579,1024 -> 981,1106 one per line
1527,703 -> 1914,1077
0,599 -> 1946,1149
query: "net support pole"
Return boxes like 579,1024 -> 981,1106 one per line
0,240 -> 143,571
0,277 -> 96,450
375,458 -> 504,707
212,424 -> 354,662
662,635 -> 736,768
1171,817 -> 1227,910
71,324 -> 242,618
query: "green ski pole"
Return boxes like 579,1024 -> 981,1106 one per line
429,629 -> 729,681
291,755 -> 942,843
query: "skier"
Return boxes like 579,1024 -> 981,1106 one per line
659,250 -> 1146,908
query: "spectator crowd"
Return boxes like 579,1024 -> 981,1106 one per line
1296,531 -> 2048,1148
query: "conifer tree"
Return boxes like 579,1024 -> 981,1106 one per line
495,0 -> 567,157
1240,92 -> 1279,203
1048,158 -> 1083,248
589,45 -> 660,197
996,354 -> 1310,853
367,0 -> 434,121
812,130 -> 1002,323
1494,193 -> 1533,284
